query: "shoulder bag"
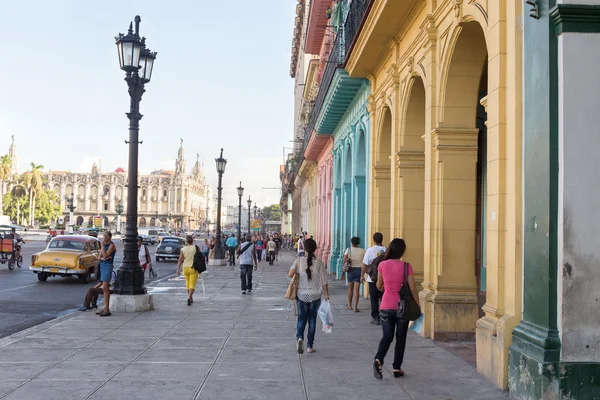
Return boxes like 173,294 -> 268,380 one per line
343,247 -> 353,273
285,261 -> 299,300
192,245 -> 207,274
397,262 -> 421,321
237,242 -> 253,258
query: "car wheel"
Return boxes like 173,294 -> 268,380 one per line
37,273 -> 48,282
155,256 -> 160,262
79,269 -> 91,283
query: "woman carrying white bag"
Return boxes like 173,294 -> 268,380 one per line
288,238 -> 329,354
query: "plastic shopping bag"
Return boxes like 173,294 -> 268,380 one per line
409,313 -> 424,334
318,300 -> 334,333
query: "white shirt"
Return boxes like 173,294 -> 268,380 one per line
297,239 -> 304,254
362,245 -> 386,283
238,242 -> 255,265
291,256 -> 328,303
138,245 -> 148,265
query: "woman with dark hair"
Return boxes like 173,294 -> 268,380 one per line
373,238 -> 419,380
288,238 -> 329,354
342,236 -> 365,312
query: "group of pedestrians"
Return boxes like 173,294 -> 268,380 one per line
288,231 -> 419,380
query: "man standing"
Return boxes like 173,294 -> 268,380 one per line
361,232 -> 386,325
225,234 -> 238,266
237,234 -> 257,294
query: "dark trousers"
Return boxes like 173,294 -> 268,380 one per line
375,310 -> 410,369
84,287 -> 113,308
240,264 -> 253,291
297,299 -> 321,348
257,249 -> 263,261
369,281 -> 382,320
228,247 -> 236,265
203,251 -> 209,262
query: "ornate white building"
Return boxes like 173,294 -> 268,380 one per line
46,141 -> 211,231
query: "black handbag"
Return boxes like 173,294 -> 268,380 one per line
397,262 -> 421,321
193,245 -> 207,274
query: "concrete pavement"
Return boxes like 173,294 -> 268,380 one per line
0,250 -> 508,400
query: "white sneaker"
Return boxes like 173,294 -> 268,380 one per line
297,338 -> 304,354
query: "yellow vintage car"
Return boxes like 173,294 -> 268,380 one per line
30,235 -> 101,283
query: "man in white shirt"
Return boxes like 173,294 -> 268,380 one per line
361,232 -> 386,325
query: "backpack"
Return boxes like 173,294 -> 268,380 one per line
366,254 -> 384,282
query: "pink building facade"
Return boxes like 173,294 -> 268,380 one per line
315,138 -> 333,264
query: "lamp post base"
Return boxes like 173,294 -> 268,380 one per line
110,293 -> 154,313
112,268 -> 147,296
209,257 -> 227,266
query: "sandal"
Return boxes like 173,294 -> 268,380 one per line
354,308 -> 360,312
346,305 -> 352,310
98,312 -> 112,317
373,359 -> 383,380
393,369 -> 404,378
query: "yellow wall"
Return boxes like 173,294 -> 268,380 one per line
346,0 -> 523,390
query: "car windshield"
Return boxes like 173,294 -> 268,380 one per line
162,238 -> 180,243
49,240 -> 86,251
149,230 -> 158,236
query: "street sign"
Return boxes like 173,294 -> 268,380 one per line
251,219 -> 261,229
58,217 -> 64,224
93,216 -> 102,227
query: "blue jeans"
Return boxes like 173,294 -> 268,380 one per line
296,299 -> 321,348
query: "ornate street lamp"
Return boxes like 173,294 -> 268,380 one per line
212,149 -> 227,265
67,193 -> 76,234
113,15 -> 158,297
247,196 -> 252,236
236,182 -> 244,239
168,212 -> 172,231
253,203 -> 257,218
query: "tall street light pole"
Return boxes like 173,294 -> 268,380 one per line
212,149 -> 227,266
113,15 -> 157,297
253,203 -> 257,218
247,196 -> 252,236
236,182 -> 244,239
67,193 -> 76,234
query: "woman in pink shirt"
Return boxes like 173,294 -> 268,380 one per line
373,238 -> 419,380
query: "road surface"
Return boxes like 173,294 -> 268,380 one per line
0,234 -> 197,338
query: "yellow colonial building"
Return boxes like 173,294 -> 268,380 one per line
345,0 -> 523,389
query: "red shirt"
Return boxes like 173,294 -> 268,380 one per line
378,260 -> 414,310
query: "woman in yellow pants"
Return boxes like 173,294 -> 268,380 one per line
177,235 -> 198,306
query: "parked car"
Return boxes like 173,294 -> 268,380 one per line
157,232 -> 169,244
139,234 -> 154,246
30,235 -> 101,283
155,236 -> 185,262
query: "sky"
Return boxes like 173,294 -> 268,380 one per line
0,0 -> 296,208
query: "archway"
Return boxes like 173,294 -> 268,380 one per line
150,217 -> 156,227
399,76 -> 426,283
160,218 -> 167,228
331,152 -> 343,275
88,216 -> 93,227
342,142 -> 353,250
354,129 -> 367,244
373,108 -> 392,243
139,217 -> 147,228
76,216 -> 84,226
428,21 -> 488,339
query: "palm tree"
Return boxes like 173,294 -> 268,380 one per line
24,163 -> 44,227
0,155 -> 11,218
11,183 -> 27,225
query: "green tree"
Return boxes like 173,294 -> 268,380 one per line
0,154 -> 11,218
23,163 -> 44,226
34,189 -> 62,225
10,182 -> 28,225
262,204 -> 282,221
2,190 -> 27,224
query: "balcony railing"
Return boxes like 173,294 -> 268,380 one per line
344,0 -> 372,57
302,31 -> 345,155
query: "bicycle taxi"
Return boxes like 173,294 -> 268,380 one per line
0,227 -> 22,270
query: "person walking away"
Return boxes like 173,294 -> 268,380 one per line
266,236 -> 276,265
226,234 -> 238,266
177,235 -> 199,306
201,239 -> 210,262
297,236 -> 305,257
255,236 -> 264,262
343,236 -> 366,312
361,232 -> 386,325
96,231 -> 116,317
137,236 -> 155,279
273,234 -> 281,261
208,237 -> 216,260
289,238 -> 329,354
237,234 -> 257,294
373,238 -> 419,379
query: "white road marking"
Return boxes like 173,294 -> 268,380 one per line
0,283 -> 38,293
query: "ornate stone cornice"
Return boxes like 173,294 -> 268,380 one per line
431,128 -> 479,152
372,165 -> 391,181
395,151 -> 425,170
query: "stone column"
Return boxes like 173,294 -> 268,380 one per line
421,127 -> 479,341
85,184 -> 91,212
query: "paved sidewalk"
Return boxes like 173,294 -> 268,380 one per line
0,250 -> 508,400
